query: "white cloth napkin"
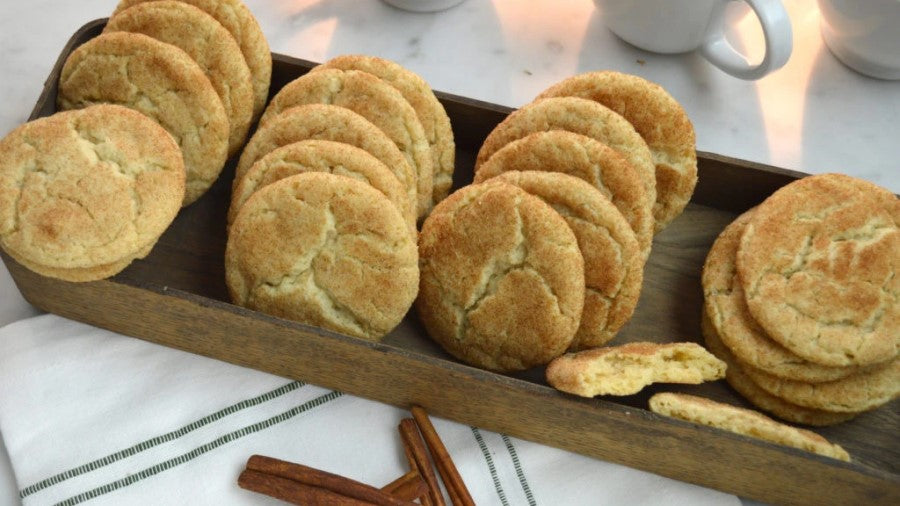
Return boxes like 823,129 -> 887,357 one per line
0,314 -> 738,505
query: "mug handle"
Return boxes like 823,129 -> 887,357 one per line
701,0 -> 793,80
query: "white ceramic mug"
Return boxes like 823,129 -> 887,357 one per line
593,0 -> 793,80
817,0 -> 900,80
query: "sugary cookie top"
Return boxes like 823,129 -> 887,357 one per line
0,105 -> 184,269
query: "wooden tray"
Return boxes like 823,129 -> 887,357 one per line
4,19 -> 897,506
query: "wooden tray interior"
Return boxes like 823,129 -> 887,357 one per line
5,18 -> 897,505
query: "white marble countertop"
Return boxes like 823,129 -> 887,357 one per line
0,0 -> 896,504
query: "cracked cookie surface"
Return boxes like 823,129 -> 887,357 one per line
537,72 -> 697,232
260,68 -> 432,217
701,309 -> 858,426
57,31 -> 229,206
229,140 -> 414,236
489,171 -> 643,349
106,0 -> 254,157
474,131 -> 653,262
475,97 -> 656,221
226,172 -> 418,340
313,55 -> 455,208
235,104 -> 416,218
703,209 -> 860,383
0,105 -> 184,281
114,0 -> 271,120
416,182 -> 585,372
737,174 -> 899,367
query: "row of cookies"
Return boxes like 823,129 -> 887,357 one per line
225,55 -> 457,341
702,173 -> 899,425
416,71 -> 698,372
232,55 -> 456,221
58,0 -> 272,206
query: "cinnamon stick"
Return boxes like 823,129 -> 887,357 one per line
411,406 -> 475,506
399,418 -> 445,506
381,469 -> 428,501
244,455 -> 414,506
402,442 -> 433,506
238,469 -> 371,505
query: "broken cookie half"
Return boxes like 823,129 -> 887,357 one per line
545,342 -> 725,397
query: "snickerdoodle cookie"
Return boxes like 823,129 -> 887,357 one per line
649,392 -> 850,461
546,342 -> 725,397
226,172 -> 418,340
475,97 -> 656,217
417,182 -> 585,372
537,72 -> 697,232
0,105 -> 184,282
58,32 -> 228,206
473,131 -> 653,261
260,68 -> 432,217
741,355 -> 899,414
701,309 -> 858,426
235,104 -> 416,216
703,210 -> 859,383
113,0 -> 271,119
488,171 -> 643,349
737,174 -> 899,367
229,140 -> 414,237
313,55 -> 455,207
106,0 -> 254,156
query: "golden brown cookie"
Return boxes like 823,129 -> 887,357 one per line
475,97 -> 656,219
113,0 -> 272,119
703,209 -> 858,383
260,68 -> 433,217
234,104 -> 416,217
417,182 -> 585,372
537,72 -> 697,232
488,171 -> 643,349
649,392 -> 850,461
0,105 -> 184,282
741,355 -> 899,414
228,140 -> 414,237
701,309 -> 858,426
226,172 -> 418,340
474,131 -> 653,261
106,0 -> 254,157
737,174 -> 899,367
313,55 -> 455,207
58,31 -> 228,206
546,342 -> 725,397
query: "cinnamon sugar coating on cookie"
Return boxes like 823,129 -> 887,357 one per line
538,72 -> 697,231
58,32 -> 228,206
489,171 -> 643,349
474,131 -> 653,261
737,174 -> 899,367
235,104 -> 416,220
260,68 -> 433,217
417,182 -> 585,372
226,172 -> 418,340
0,105 -> 184,281
475,97 -> 656,215
314,54 -> 455,207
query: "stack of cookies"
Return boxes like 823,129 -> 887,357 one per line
57,0 -> 272,206
702,173 -> 899,425
226,55 -> 456,341
0,105 -> 185,282
417,71 -> 698,372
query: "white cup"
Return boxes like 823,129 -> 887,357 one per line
817,0 -> 900,80
593,0 -> 793,80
